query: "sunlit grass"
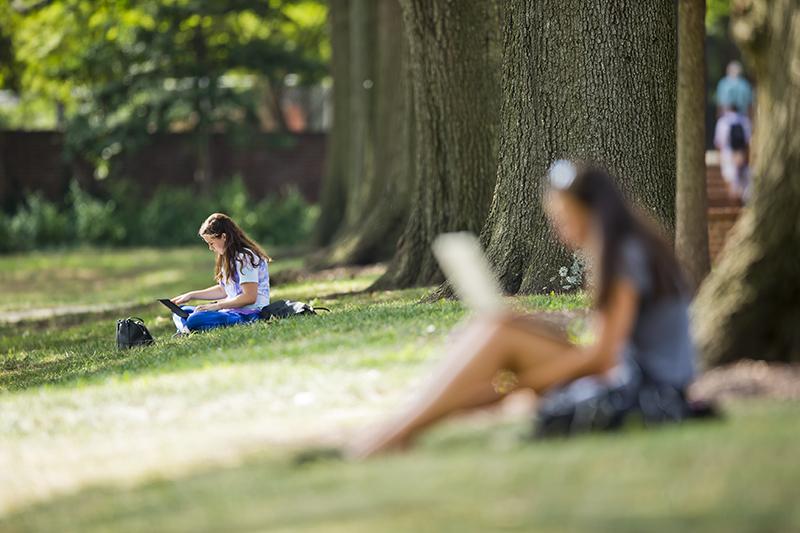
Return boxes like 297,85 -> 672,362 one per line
0,247 -> 303,312
0,247 -> 795,531
2,402 -> 798,532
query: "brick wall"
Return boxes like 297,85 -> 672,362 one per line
0,130 -> 326,210
0,131 -> 70,210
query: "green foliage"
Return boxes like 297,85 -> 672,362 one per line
0,211 -> 12,253
1,0 -> 329,162
217,175 -> 251,226
706,0 -> 731,34
8,192 -> 71,250
69,181 -> 126,245
138,186 -> 216,247
251,188 -> 320,246
0,1 -> 20,92
0,178 -> 318,252
216,177 -> 320,247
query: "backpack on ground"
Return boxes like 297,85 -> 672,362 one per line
116,317 -> 155,349
729,122 -> 748,150
258,300 -> 330,320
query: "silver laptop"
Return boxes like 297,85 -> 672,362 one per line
432,232 -> 505,315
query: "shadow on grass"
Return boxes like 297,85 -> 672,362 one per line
0,295 -> 467,392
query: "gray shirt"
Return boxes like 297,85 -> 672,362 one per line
618,238 -> 696,389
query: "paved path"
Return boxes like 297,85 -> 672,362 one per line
0,301 -> 145,325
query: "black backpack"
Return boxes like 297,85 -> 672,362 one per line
729,122 -> 747,150
116,317 -> 155,349
259,300 -> 329,320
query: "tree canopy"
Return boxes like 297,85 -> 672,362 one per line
1,0 -> 328,174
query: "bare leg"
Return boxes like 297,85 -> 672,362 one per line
351,317 -> 592,458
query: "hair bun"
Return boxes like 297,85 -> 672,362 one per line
548,160 -> 577,190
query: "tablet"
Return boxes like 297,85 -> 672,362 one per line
158,299 -> 191,319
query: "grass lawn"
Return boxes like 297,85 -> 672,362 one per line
0,248 -> 797,532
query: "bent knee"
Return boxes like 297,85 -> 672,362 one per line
185,311 -> 218,331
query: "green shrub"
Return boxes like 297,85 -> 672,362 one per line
201,178 -> 318,248
138,186 -> 215,246
250,187 -> 319,247
1,178 -> 318,253
69,182 -> 126,245
9,193 -> 70,250
105,180 -> 147,246
0,211 -> 13,253
217,176 -> 251,226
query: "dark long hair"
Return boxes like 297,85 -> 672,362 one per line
198,213 -> 271,283
551,163 -> 685,309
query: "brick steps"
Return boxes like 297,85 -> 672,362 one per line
705,151 -> 742,263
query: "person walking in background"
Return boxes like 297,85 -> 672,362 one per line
714,105 -> 752,202
716,60 -> 753,116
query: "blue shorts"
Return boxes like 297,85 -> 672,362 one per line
173,306 -> 260,333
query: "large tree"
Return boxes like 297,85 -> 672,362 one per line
372,0 -> 500,288
314,0 -> 413,265
314,0 -> 351,245
675,0 -> 711,292
693,0 -> 800,365
480,0 -> 677,295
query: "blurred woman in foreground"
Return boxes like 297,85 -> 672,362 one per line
353,161 -> 696,457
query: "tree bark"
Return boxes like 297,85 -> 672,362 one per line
314,0 -> 414,265
343,0 -> 377,230
693,0 -> 800,365
192,27 -> 214,191
481,0 -> 677,295
372,0 -> 501,289
676,0 -> 711,292
315,0 -> 351,246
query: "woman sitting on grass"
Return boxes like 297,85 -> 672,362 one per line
353,161 -> 697,458
171,213 -> 271,333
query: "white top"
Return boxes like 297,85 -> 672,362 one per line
220,250 -> 270,310
714,110 -> 751,152
714,110 -> 752,186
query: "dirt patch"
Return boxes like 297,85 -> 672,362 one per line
691,360 -> 800,402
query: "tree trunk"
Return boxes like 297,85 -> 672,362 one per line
372,0 -> 501,289
192,28 -> 214,191
693,0 -> 800,365
343,0 -> 377,230
481,0 -> 677,295
313,0 -> 414,265
315,0 -> 351,246
675,0 -> 711,292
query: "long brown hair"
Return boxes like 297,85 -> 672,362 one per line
198,213 -> 271,283
550,163 -> 686,309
